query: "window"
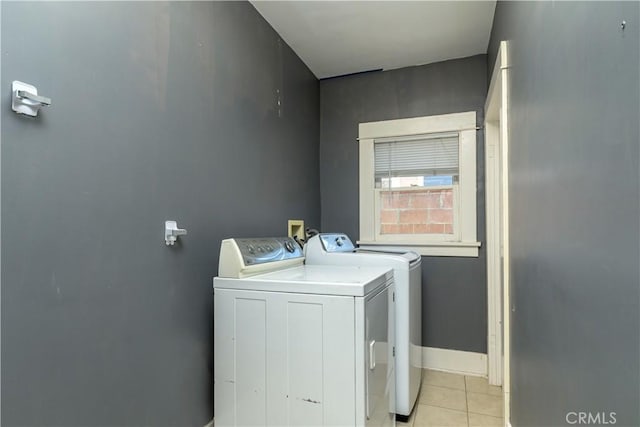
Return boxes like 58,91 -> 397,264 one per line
358,112 -> 480,257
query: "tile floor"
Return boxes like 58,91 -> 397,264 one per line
399,369 -> 504,427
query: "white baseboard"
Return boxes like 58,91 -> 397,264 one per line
421,346 -> 487,377
204,418 -> 214,427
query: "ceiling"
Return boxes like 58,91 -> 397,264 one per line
251,1 -> 497,79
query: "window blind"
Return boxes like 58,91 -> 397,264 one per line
374,132 -> 459,178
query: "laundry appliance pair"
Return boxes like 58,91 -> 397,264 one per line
213,233 -> 422,426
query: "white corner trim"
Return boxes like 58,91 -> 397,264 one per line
504,391 -> 511,427
204,418 -> 214,427
421,346 -> 487,377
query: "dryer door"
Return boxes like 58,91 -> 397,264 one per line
365,285 -> 395,427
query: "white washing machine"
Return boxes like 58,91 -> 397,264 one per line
213,237 -> 396,427
304,233 -> 423,419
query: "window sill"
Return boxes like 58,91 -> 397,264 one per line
356,241 -> 481,257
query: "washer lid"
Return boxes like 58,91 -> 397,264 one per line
356,248 -> 421,263
305,234 -> 420,267
214,265 -> 392,297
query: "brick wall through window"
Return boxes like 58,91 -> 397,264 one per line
380,189 -> 454,234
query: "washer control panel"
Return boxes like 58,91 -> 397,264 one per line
235,237 -> 302,266
218,237 -> 304,278
319,233 -> 356,253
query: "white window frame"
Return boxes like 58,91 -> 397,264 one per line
358,111 -> 480,257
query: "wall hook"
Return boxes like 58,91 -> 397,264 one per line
621,20 -> 626,30
12,81 -> 51,117
165,220 -> 187,246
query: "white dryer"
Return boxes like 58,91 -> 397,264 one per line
214,237 -> 396,427
305,233 -> 423,419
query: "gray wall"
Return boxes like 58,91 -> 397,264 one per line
1,2 -> 319,425
319,55 -> 488,353
488,2 -> 639,426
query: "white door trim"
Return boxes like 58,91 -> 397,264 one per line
485,40 -> 511,424
485,120 -> 502,386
